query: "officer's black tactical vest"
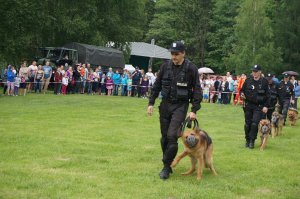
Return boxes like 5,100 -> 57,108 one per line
160,60 -> 192,102
269,83 -> 278,107
245,77 -> 266,104
278,81 -> 293,99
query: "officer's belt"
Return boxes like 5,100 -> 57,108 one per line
246,101 -> 263,107
164,98 -> 189,104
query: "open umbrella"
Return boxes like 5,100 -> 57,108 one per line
282,71 -> 299,76
198,67 -> 214,74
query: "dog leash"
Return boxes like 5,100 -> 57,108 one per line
179,117 -> 199,136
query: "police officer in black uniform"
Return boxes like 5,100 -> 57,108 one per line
266,73 -> 279,120
278,73 -> 295,125
240,65 -> 269,149
147,41 -> 202,180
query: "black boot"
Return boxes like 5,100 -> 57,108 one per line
245,139 -> 250,148
159,166 -> 173,180
248,139 -> 255,149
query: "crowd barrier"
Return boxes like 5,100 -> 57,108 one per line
1,80 -> 299,98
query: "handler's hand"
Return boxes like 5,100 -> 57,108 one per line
147,105 -> 154,116
262,107 -> 268,114
188,112 -> 196,120
240,92 -> 245,100
290,99 -> 295,104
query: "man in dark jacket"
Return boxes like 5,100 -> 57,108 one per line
131,67 -> 142,97
147,41 -> 202,180
240,65 -> 269,149
277,73 -> 295,125
266,73 -> 279,120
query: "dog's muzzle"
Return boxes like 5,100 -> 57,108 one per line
186,135 -> 198,148
271,116 -> 278,124
261,125 -> 270,134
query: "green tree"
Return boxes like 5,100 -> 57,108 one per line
226,0 -> 282,74
176,0 -> 213,67
272,0 -> 300,71
0,0 -> 148,65
145,0 -> 178,48
206,0 -> 242,74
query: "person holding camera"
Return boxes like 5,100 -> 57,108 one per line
147,41 -> 202,180
240,65 -> 270,149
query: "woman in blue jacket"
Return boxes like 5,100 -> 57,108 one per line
121,72 -> 128,96
294,80 -> 300,109
112,70 -> 121,96
6,65 -> 16,96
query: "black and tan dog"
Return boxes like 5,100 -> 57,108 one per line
258,119 -> 271,151
171,119 -> 217,180
271,111 -> 284,138
287,108 -> 299,126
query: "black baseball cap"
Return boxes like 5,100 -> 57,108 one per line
283,73 -> 289,78
266,73 -> 273,79
169,41 -> 185,53
252,64 -> 262,72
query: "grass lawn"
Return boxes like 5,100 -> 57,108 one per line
0,93 -> 300,199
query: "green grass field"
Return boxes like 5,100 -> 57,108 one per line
0,94 -> 299,199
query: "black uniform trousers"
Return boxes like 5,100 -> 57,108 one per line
267,107 -> 275,121
279,99 -> 290,123
243,103 -> 263,141
159,100 -> 189,167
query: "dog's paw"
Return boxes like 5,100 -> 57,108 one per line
259,147 -> 264,151
170,161 -> 177,168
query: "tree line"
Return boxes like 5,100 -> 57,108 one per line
1,0 -> 299,75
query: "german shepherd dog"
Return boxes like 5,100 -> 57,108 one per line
287,108 -> 299,126
171,119 -> 217,180
271,111 -> 284,138
258,119 -> 271,151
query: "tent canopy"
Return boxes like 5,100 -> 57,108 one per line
64,42 -> 125,67
130,42 -> 171,59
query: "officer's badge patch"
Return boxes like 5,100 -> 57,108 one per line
251,85 -> 255,90
172,43 -> 177,47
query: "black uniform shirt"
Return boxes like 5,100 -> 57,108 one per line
268,82 -> 279,108
241,77 -> 270,107
278,81 -> 294,102
148,59 -> 202,113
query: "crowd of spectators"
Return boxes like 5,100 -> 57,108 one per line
199,71 -> 300,106
1,61 -> 299,105
1,61 -> 157,98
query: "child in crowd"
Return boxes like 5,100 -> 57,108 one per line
127,75 -> 133,97
140,75 -> 149,98
54,67 -> 62,95
34,65 -> 44,93
203,84 -> 209,103
233,83 -> 238,104
14,75 -> 21,96
92,69 -> 99,94
87,69 -> 94,95
100,74 -> 106,95
106,76 -> 113,96
61,74 -> 68,95
7,65 -> 16,96
121,73 -> 128,96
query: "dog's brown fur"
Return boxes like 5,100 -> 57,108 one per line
258,119 -> 271,151
171,128 -> 217,180
287,108 -> 298,126
271,111 -> 284,138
